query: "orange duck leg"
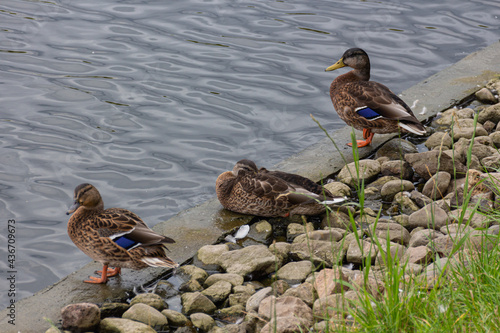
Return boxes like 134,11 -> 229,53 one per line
347,128 -> 374,148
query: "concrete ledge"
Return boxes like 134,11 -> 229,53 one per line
2,41 -> 499,332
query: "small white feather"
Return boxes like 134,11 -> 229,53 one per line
233,225 -> 250,240
410,99 -> 419,109
419,106 -> 427,115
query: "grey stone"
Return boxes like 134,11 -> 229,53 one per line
393,192 -> 420,215
422,171 -> 451,200
217,245 -> 280,277
409,229 -> 444,247
408,204 -> 450,230
312,268 -> 348,298
61,303 -> 100,331
475,87 -> 497,104
268,242 -> 290,262
405,150 -> 468,180
312,291 -> 358,319
201,280 -> 232,304
283,282 -> 315,307
435,108 -> 474,127
290,240 -> 344,267
228,292 -> 251,307
346,240 -> 378,264
276,261 -> 313,284
248,220 -> 273,243
259,296 -> 313,333
246,287 -> 273,312
380,160 -> 414,180
190,312 -> 215,332
337,159 -> 381,187
214,304 -> 246,324
179,265 -> 209,284
129,293 -> 166,311
181,292 -> 217,315
410,190 -> 433,208
375,138 -> 418,160
381,180 -> 415,201
293,229 -> 345,243
197,245 -> 229,266
204,273 -> 244,288
324,181 -> 352,197
367,222 -> 411,245
122,303 -> 168,328
161,309 -> 189,327
402,246 -> 434,265
453,119 -> 488,140
424,132 -> 453,150
375,241 -> 406,266
100,302 -> 130,319
100,318 -> 156,333
286,222 -> 314,241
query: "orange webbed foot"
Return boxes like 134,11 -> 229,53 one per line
96,267 -> 121,277
346,129 -> 374,148
84,275 -> 108,284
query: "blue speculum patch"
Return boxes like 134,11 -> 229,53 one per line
113,235 -> 138,249
356,107 -> 381,120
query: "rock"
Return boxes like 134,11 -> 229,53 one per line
425,132 -> 453,150
259,296 -> 313,333
276,261 -> 313,284
375,241 -> 406,266
283,282 -> 315,307
61,303 -> 100,331
409,229 -> 444,247
181,292 -> 217,315
367,222 -> 410,245
408,204 -> 450,230
271,280 -> 290,296
405,150 -> 468,180
448,208 -> 491,229
479,103 -> 500,126
201,280 -> 233,304
435,108 -> 474,127
422,171 -> 451,200
375,138 -> 418,160
428,235 -> 456,257
161,309 -> 189,327
350,273 -> 384,297
248,220 -> 273,243
381,180 -> 415,201
410,190 -> 433,208
215,304 -> 246,323
129,293 -> 166,311
312,291 -> 358,319
347,239 -> 378,264
380,160 -> 413,180
489,131 -> 500,146
100,318 -> 156,333
268,242 -> 290,262
290,240 -> 344,267
190,313 -> 215,332
100,302 -> 130,319
402,246 -> 434,265
313,268 -> 348,298
197,245 -> 229,266
324,181 -> 352,197
204,273 -> 244,288
453,119 -> 488,140
233,284 -> 256,295
293,229 -> 345,243
337,159 -> 381,187
393,192 -> 420,215
321,210 -> 353,230
476,87 -> 497,104
483,120 -> 496,133
393,214 -> 409,227
482,154 -> 500,172
246,287 -> 273,312
287,222 -> 314,241
217,245 -> 280,277
122,303 -> 168,328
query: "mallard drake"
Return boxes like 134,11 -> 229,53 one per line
216,159 -> 345,217
326,48 -> 426,147
67,183 -> 177,284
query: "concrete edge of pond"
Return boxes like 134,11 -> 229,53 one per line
3,41 -> 500,332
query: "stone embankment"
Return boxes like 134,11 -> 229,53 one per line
47,79 -> 500,332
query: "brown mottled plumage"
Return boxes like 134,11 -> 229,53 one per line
216,159 -> 344,217
326,48 -> 425,147
67,183 -> 177,284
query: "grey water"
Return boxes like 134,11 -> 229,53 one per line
0,0 -> 498,307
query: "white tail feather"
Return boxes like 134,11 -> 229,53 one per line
399,122 -> 426,135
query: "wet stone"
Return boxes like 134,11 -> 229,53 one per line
129,293 -> 166,311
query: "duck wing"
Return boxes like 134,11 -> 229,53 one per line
96,209 -> 175,250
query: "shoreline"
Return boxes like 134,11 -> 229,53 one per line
2,41 -> 500,332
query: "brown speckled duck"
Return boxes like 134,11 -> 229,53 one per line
216,159 -> 345,217
67,183 -> 177,284
326,48 -> 426,147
